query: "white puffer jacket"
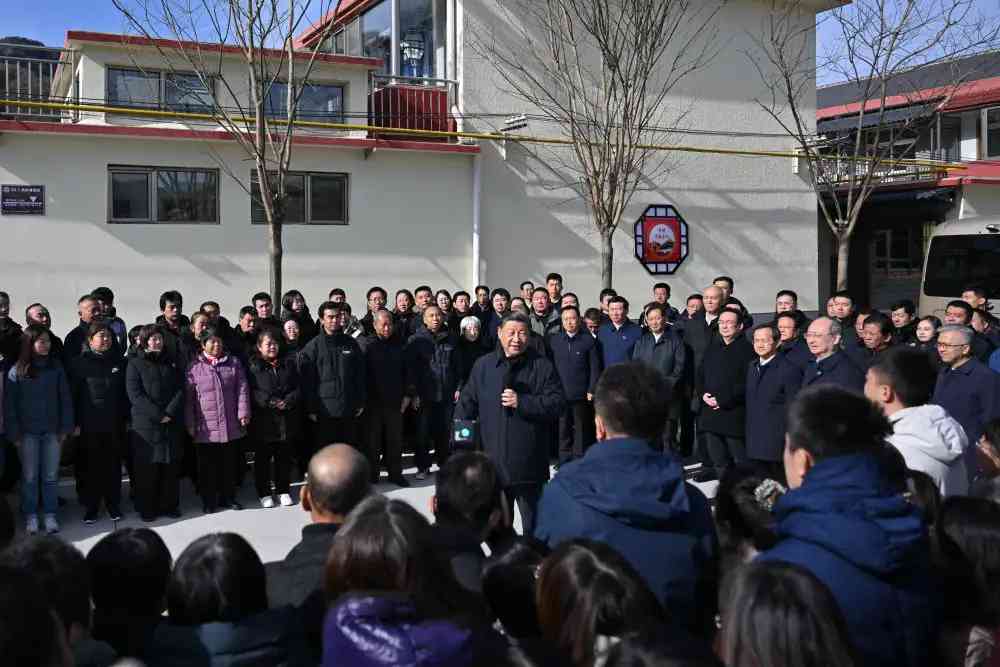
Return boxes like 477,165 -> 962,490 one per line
888,404 -> 969,497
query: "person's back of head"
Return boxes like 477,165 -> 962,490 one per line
868,346 -> 937,408
718,560 -> 856,667
88,528 -> 171,618
0,565 -> 71,667
304,444 -> 372,523
326,495 -> 471,618
934,496 -> 1000,628
0,535 -> 91,637
167,532 -> 267,625
604,628 -> 723,667
593,362 -> 670,441
537,539 -> 664,667
434,451 -> 503,536
482,537 -> 550,639
784,385 -> 892,488
714,466 -> 781,565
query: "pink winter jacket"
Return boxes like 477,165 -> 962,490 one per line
185,354 -> 251,444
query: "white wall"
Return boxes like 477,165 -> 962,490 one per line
0,131 -> 474,335
460,0 -> 820,314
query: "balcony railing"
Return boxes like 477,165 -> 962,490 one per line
0,43 -> 75,122
368,73 -> 458,141
818,150 -> 951,187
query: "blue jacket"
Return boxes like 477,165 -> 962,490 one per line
989,346 -> 1000,373
4,358 -> 74,440
535,437 -> 718,630
548,330 -> 601,401
932,358 -> 1000,479
760,454 -> 938,667
597,320 -> 643,368
745,355 -> 802,462
802,351 -> 864,392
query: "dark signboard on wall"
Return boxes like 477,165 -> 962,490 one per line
633,204 -> 689,275
1,185 -> 45,215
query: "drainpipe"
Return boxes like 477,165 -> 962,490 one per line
472,152 -> 482,286
390,0 -> 400,76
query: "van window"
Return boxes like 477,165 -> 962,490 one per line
923,234 -> 1000,297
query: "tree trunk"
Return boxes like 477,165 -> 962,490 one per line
269,217 -> 283,306
835,231 -> 850,292
600,229 -> 614,290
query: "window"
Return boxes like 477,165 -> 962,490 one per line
264,82 -> 344,122
361,0 -> 392,73
106,67 -> 215,111
985,108 -> 1000,158
400,0 -> 434,78
251,171 -> 348,225
108,166 -> 219,224
923,234 -> 1000,298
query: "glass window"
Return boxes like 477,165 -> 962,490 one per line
164,73 -> 213,113
110,171 -> 150,220
264,82 -> 289,118
156,170 -> 218,222
107,68 -> 160,108
251,172 -> 306,224
298,83 -> 344,122
924,234 -> 1000,298
310,173 -> 347,223
399,0 -> 434,78
361,0 -> 392,73
986,108 -> 1000,158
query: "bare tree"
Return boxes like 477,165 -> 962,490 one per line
475,0 -> 723,289
111,0 -> 344,303
748,0 -> 1000,292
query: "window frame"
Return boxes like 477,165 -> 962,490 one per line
981,106 -> 1000,159
107,165 -> 221,225
105,66 -> 217,113
262,80 -> 347,123
250,170 -> 349,226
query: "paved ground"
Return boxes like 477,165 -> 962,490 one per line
12,454 -> 717,563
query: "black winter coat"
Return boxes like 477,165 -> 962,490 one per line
64,321 -> 124,365
126,351 -> 185,461
265,523 -> 339,609
0,319 -> 22,363
631,330 -> 686,399
745,355 -> 803,462
247,356 -> 303,443
695,336 -> 755,438
299,332 -> 366,418
456,337 -> 488,388
549,330 -> 601,402
454,349 -> 565,485
154,316 -> 188,366
778,336 -> 812,370
69,349 -> 129,433
406,328 -> 460,403
681,310 -> 719,376
359,335 -> 406,406
802,351 -> 865,392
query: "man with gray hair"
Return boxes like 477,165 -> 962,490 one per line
931,324 -> 1000,481
802,317 -> 864,391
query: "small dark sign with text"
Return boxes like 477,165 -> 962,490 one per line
1,185 -> 45,215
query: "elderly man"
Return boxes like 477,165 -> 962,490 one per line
943,300 -> 995,362
746,323 -> 802,481
455,312 -> 565,534
802,317 -> 864,391
931,324 -> 1000,481
360,309 -> 408,486
63,294 -> 105,363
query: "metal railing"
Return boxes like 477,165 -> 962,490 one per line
0,43 -> 75,121
368,72 -> 458,140
819,149 -> 951,186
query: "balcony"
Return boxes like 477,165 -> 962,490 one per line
367,73 -> 458,142
0,42 -> 75,122
817,150 -> 951,188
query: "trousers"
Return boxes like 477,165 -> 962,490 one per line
364,402 -> 404,481
196,442 -> 235,509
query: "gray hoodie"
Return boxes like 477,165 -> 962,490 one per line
888,404 -> 968,497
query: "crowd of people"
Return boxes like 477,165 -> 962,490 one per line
0,273 -> 1000,666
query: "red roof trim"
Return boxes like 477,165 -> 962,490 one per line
65,30 -> 382,68
817,76 -> 1000,121
294,0 -> 373,49
0,119 -> 480,154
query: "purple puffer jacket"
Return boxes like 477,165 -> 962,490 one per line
185,354 -> 250,444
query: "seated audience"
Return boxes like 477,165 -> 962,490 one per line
0,565 -> 72,667
760,384 -> 939,667
713,466 -> 781,571
482,537 -> 550,639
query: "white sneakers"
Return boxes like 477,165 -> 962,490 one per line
44,515 -> 59,534
260,496 -> 276,509
261,494 -> 294,508
278,493 -> 294,507
25,515 -> 39,535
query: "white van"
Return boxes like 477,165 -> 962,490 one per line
919,218 -> 1000,317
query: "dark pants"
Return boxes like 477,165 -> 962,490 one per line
132,459 -> 179,518
505,484 -> 543,536
196,442 -> 235,509
415,400 -> 453,471
677,395 -> 696,459
704,432 -> 746,478
315,416 -> 358,449
660,418 -> 679,454
365,402 -> 404,481
558,400 -> 595,464
78,431 -> 123,514
254,440 -> 292,497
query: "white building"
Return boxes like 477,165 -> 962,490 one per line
0,1 -> 835,333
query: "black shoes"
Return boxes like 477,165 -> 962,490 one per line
109,508 -> 124,521
221,499 -> 243,511
83,511 -> 99,525
162,508 -> 182,519
140,513 -> 157,523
